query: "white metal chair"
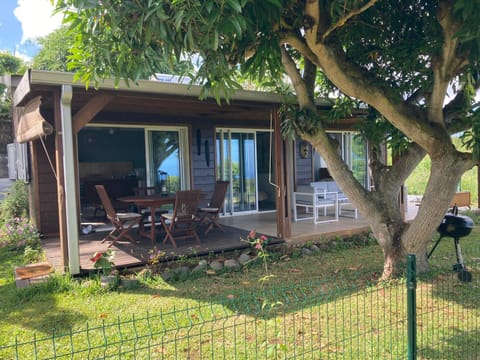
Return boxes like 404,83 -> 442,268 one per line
293,188 -> 339,224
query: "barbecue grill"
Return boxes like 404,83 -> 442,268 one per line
428,207 -> 473,282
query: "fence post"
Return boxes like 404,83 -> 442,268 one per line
407,253 -> 417,359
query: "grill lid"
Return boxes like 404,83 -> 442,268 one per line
437,214 -> 474,238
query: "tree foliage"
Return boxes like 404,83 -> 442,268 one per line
32,27 -> 75,72
54,0 -> 480,278
0,52 -> 25,75
32,25 -> 194,76
0,52 -> 26,123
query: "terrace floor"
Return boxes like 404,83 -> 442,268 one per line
42,198 -> 421,273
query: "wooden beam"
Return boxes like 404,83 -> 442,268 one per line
73,94 -> 114,134
53,90 -> 69,270
12,70 -> 31,107
273,107 -> 291,239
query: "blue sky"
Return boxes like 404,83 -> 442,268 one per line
0,0 -> 62,60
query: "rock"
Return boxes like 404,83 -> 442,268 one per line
209,260 -> 223,271
100,275 -> 117,288
161,271 -> 173,281
224,259 -> 241,271
301,247 -> 314,256
198,259 -> 208,266
310,244 -> 320,252
174,266 -> 190,276
192,261 -> 208,273
238,253 -> 251,265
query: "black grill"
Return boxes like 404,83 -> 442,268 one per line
437,214 -> 474,238
428,208 -> 474,282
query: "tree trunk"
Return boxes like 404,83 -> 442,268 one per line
370,217 -> 406,279
402,153 -> 468,272
304,130 -> 472,279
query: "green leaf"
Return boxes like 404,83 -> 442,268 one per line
226,0 -> 242,13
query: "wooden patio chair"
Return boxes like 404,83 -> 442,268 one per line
160,190 -> 202,248
197,180 -> 230,235
95,185 -> 143,247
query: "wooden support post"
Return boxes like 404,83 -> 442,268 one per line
273,107 -> 291,239
53,90 -> 69,270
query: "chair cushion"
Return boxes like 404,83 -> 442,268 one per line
199,207 -> 219,212
116,212 -> 142,220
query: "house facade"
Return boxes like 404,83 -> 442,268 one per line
3,70 -> 368,274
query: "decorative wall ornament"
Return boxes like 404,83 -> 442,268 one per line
196,129 -> 201,155
299,141 -> 309,159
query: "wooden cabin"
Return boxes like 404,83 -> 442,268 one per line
2,70 -> 369,274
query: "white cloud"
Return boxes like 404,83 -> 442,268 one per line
14,0 -> 63,43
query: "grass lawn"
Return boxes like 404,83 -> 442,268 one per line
1,223 -> 479,358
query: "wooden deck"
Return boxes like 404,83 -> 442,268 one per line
42,200 -> 419,273
42,223 -> 278,273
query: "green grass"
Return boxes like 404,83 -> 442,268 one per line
0,229 -> 479,358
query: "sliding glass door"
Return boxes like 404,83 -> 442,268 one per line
313,132 -> 369,189
146,127 -> 190,194
216,128 -> 276,215
216,129 -> 257,214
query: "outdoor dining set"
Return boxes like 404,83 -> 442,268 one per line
94,181 -> 230,249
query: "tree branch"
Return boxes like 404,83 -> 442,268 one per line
303,59 -> 317,102
429,0 -> 469,125
299,41 -> 443,152
280,46 -> 316,112
304,0 -> 320,43
280,32 -> 320,65
321,0 -> 379,42
387,143 -> 426,189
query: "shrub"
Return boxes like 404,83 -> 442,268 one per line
1,217 -> 40,248
0,180 -> 29,225
23,245 -> 42,263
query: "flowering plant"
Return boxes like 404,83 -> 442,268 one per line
2,217 -> 40,247
147,247 -> 166,273
241,230 -> 270,276
148,247 -> 166,265
90,250 -> 116,275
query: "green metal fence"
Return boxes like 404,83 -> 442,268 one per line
1,255 -> 478,359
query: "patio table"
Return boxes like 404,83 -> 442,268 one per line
118,194 -> 176,245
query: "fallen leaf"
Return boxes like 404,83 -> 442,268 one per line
348,265 -> 362,271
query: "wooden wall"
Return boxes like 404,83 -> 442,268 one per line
31,135 -> 59,235
191,122 -> 216,205
294,140 -> 314,187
